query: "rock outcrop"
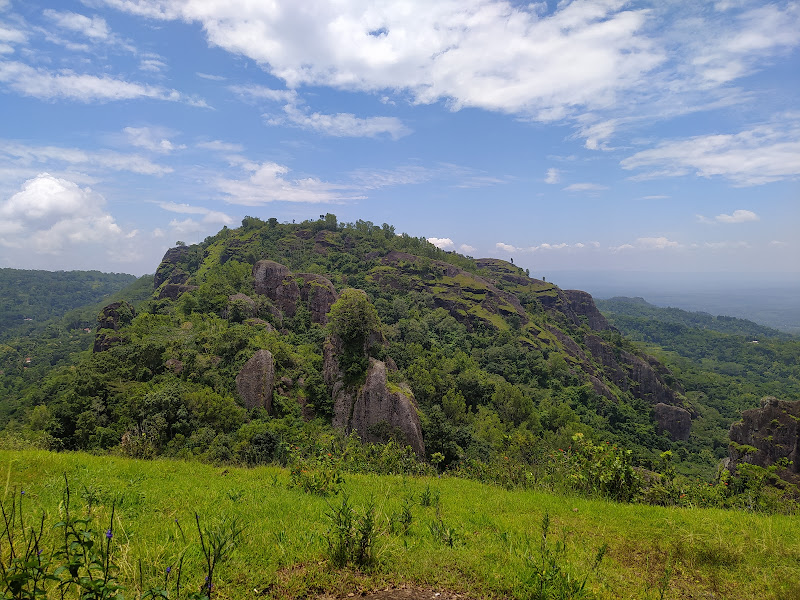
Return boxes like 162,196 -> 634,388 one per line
331,358 -> 425,457
93,301 -> 135,352
563,290 -> 612,331
653,403 -> 691,441
728,397 -> 800,485
158,283 -> 198,300
154,246 -> 192,289
297,274 -> 338,325
235,349 -> 275,412
252,260 -> 338,324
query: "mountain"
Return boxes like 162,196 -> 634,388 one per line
0,215 -> 702,472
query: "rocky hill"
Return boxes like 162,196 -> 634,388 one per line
88,216 -> 690,455
5,215 -> 694,468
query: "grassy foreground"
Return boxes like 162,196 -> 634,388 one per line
2,450 -> 799,600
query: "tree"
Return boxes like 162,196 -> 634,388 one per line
328,289 -> 381,383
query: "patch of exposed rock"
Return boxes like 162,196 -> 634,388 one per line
331,358 -> 425,457
728,397 -> 800,486
584,335 -> 682,407
253,260 -> 338,324
563,290 -> 612,331
235,349 -> 275,412
653,403 -> 691,441
154,245 -> 192,289
93,301 -> 135,352
297,274 -> 338,325
158,283 -> 198,300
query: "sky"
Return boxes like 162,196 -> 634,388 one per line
0,0 -> 798,281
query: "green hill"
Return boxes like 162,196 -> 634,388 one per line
1,215 -> 797,511
0,268 -> 137,339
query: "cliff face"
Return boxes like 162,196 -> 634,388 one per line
728,397 -> 800,485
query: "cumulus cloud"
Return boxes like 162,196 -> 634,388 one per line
714,209 -> 759,223
0,173 -> 128,254
544,168 -> 560,184
124,126 -> 185,153
621,119 -> 800,185
215,161 -> 364,205
94,0 -> 800,148
427,237 -> 454,250
0,60 -> 206,104
459,243 -> 476,254
101,0 -> 663,121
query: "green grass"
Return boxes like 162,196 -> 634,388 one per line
3,450 -> 799,599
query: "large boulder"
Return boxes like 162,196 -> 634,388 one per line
653,403 -> 691,441
332,359 -> 425,456
728,397 -> 800,485
235,349 -> 275,412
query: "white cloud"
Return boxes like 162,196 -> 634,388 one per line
715,209 -> 759,223
622,119 -> 800,185
268,104 -> 411,139
43,10 -> 110,40
496,242 -> 517,253
563,183 -> 608,192
427,237 -> 454,250
0,60 -> 205,104
637,236 -> 681,250
642,195 -> 669,200
139,58 -> 167,72
124,126 -> 185,153
769,240 -> 787,247
0,140 -> 172,176
215,161 -> 364,205
544,168 -> 560,184
96,0 -> 800,148
158,201 -> 233,225
103,0 -> 663,121
459,243 -> 476,254
0,173 -> 128,254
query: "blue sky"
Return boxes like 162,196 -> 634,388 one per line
0,0 -> 798,279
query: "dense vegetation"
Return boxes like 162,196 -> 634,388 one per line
597,297 -> 800,478
1,216 -> 797,515
0,268 -> 136,339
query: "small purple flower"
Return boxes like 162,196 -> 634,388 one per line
106,529 -> 113,539
20,490 -> 24,495
166,567 -> 171,574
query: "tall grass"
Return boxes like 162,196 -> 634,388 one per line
1,450 -> 798,599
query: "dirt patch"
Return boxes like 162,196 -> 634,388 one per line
326,585 -> 472,600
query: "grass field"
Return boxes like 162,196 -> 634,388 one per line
2,450 -> 799,599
